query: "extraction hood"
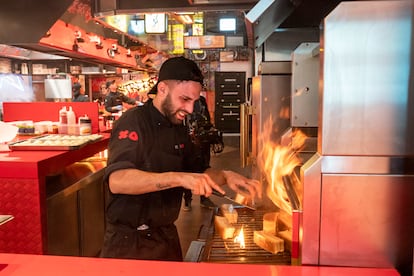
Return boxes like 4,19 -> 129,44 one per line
0,0 -> 157,71
0,0 -> 72,45
245,0 -> 344,48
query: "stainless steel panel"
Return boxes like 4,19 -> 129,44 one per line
258,61 -> 291,75
320,1 -> 413,156
291,42 -> 319,127
319,174 -> 414,272
251,74 -> 291,170
44,78 -> 72,99
301,153 -> 322,265
299,2 -> 414,274
263,28 -> 319,61
322,156 -> 414,175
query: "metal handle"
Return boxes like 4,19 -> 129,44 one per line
240,103 -> 251,168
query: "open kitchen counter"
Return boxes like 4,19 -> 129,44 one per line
0,133 -> 110,255
0,253 -> 401,276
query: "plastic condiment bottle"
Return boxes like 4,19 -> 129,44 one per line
67,107 -> 76,135
79,115 -> 92,135
59,106 -> 68,134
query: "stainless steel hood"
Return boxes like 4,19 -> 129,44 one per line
245,0 -> 299,49
0,0 -> 72,45
245,0 -> 344,48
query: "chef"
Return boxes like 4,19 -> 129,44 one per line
100,56 -> 261,261
104,80 -> 138,113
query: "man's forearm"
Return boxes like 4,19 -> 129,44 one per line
109,168 -> 226,197
109,169 -> 179,195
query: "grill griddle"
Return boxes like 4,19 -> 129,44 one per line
200,208 -> 291,264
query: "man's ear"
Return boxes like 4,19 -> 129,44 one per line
157,81 -> 170,96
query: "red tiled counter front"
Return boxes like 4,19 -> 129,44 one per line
0,134 -> 109,254
0,253 -> 401,276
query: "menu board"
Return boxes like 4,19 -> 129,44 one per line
184,35 -> 225,49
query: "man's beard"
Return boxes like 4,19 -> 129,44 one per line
161,93 -> 186,125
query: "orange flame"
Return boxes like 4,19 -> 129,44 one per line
257,116 -> 306,215
234,226 -> 245,249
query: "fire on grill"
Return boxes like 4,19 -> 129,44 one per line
188,117 -> 307,264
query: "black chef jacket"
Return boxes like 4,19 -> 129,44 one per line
104,91 -> 136,113
101,100 -> 206,261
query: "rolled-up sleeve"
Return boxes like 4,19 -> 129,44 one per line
103,111 -> 143,183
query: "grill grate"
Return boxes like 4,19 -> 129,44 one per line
201,208 -> 291,264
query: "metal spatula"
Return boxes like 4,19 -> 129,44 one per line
211,190 -> 256,210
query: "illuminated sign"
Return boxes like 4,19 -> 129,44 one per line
219,18 -> 236,32
184,35 -> 225,49
172,24 -> 184,54
105,15 -> 128,33
145,13 -> 167,34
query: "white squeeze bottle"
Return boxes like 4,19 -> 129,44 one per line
59,106 -> 68,134
67,106 -> 77,135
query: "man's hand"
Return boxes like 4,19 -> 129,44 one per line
222,170 -> 262,200
179,173 -> 225,197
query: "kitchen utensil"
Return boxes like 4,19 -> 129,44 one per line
211,190 -> 256,210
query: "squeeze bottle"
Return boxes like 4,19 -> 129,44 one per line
67,107 -> 77,135
59,106 -> 68,134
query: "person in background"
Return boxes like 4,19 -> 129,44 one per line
95,82 -> 108,105
72,82 -> 89,102
182,95 -> 218,211
104,80 -> 138,113
100,56 -> 261,261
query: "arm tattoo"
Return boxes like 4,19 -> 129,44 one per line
156,183 -> 171,190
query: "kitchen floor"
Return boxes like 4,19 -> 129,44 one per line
175,134 -> 252,258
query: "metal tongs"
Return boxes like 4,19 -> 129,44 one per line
211,190 -> 256,210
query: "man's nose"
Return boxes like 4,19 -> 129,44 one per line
185,102 -> 195,115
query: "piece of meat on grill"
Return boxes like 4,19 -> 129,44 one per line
220,204 -> 238,224
277,229 -> 292,252
253,230 -> 285,254
277,210 -> 292,231
214,216 -> 236,239
263,212 -> 279,235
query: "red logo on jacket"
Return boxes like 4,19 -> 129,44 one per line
118,130 -> 138,141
